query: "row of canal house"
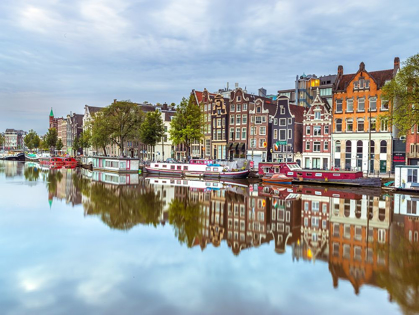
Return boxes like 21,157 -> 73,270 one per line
193,88 -> 305,166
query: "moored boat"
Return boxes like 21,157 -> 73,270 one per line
63,157 -> 78,166
4,152 -> 25,161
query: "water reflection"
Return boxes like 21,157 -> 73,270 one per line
4,162 -> 419,314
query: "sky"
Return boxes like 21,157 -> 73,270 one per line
0,0 -> 418,134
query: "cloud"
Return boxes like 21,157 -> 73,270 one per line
0,0 -> 418,133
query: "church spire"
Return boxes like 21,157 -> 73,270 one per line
49,107 -> 54,117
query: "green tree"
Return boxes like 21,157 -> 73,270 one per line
0,133 -> 4,147
73,135 -> 80,156
45,128 -> 58,152
90,113 -> 111,155
56,138 -> 63,151
39,138 -> 49,151
24,129 -> 39,150
99,100 -> 144,156
140,110 -> 165,160
382,53 -> 419,136
169,95 -> 203,160
81,129 -> 92,153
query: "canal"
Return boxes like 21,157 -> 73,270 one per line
0,161 -> 417,315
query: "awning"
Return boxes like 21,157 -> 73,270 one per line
241,143 -> 246,152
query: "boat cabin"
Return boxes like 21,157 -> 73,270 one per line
395,165 -> 419,190
91,156 -> 139,173
189,159 -> 213,165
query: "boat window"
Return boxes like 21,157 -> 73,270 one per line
171,165 -> 175,170
214,168 -> 218,172
315,173 -> 322,177
297,172 -> 303,176
162,164 -> 167,168
184,166 -> 188,170
287,172 -> 293,176
154,164 -> 159,167
306,173 -> 312,176
333,173 -> 340,176
177,166 -> 181,170
206,167 -> 211,171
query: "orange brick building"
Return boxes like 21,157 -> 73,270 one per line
332,58 -> 399,173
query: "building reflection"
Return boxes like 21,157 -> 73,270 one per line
27,167 -> 419,310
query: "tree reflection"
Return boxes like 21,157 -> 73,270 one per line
24,165 -> 40,181
168,190 -> 204,248
377,229 -> 419,315
46,170 -> 63,195
82,180 -> 163,230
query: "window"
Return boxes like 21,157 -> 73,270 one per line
313,126 -> 321,136
288,118 -> 292,125
325,125 -> 329,134
237,96 -> 241,101
274,118 -> 278,125
347,99 -> 353,112
354,81 -> 359,89
242,115 -> 247,124
336,99 -> 342,112
333,223 -> 340,237
355,226 -> 362,241
370,118 -> 376,131
230,116 -> 234,125
280,130 -> 286,140
235,115 -> 240,125
313,142 -> 320,152
250,126 -> 257,136
358,98 -> 365,112
250,139 -> 256,148
381,119 -> 388,131
314,111 -> 321,120
354,246 -> 362,261
381,100 -> 389,110
304,217 -> 309,226
333,243 -> 340,257
357,119 -> 364,132
306,126 -> 311,135
336,119 -> 342,132
242,127 -> 246,139
217,118 -> 221,127
306,142 -> 310,151
237,104 -> 241,112
324,141 -> 329,150
335,141 -> 341,152
274,129 -> 278,139
346,119 -> 353,132
262,116 -> 266,123
369,97 -> 377,111
312,202 -> 319,211
230,128 -> 234,140
257,106 -> 261,113
279,118 -> 286,126
344,224 -> 351,239
288,129 -> 292,139
236,128 -> 240,139
311,217 -> 319,227
243,103 -> 247,111
259,138 -> 266,148
260,126 -> 266,135
230,104 -> 235,112
255,117 -> 262,124
380,140 -> 387,153
280,106 -> 285,114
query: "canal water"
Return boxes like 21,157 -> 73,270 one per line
0,161 -> 417,315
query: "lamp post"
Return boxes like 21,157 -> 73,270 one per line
368,107 -> 372,176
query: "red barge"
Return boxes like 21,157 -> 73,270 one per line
258,162 -> 381,187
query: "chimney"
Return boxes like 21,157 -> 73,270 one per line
394,57 -> 400,76
359,62 -> 365,72
338,65 -> 343,77
258,88 -> 267,97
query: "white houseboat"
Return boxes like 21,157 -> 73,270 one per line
92,170 -> 139,185
90,156 -> 139,173
145,162 -> 249,179
395,165 -> 419,191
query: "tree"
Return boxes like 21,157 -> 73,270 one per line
382,53 -> 419,136
56,138 -> 63,151
100,100 -> 144,156
169,95 -> 204,160
81,130 -> 92,151
73,135 -> 80,156
90,113 -> 111,156
24,129 -> 40,150
140,110 -> 165,160
0,133 -> 4,147
45,128 -> 58,152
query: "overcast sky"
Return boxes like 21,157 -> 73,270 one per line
1,0 -> 418,134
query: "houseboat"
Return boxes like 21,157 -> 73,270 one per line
189,159 -> 213,165
260,162 -> 381,187
39,157 -> 64,167
145,163 -> 249,179
91,156 -> 140,173
395,165 -> 419,192
63,157 -> 78,166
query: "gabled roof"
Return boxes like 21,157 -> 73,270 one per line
87,106 -> 102,114
335,69 -> 393,91
289,104 -> 305,123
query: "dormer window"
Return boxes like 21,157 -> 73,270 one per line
280,106 -> 285,114
354,81 -> 359,89
237,96 -> 241,102
257,106 -> 261,113
314,111 -> 321,120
